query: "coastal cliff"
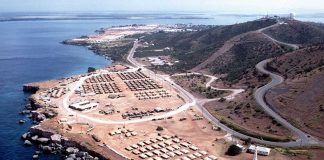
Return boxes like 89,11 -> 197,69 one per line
27,126 -> 116,160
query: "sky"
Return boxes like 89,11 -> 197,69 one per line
0,0 -> 323,14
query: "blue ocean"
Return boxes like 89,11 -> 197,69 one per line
0,12 -> 321,159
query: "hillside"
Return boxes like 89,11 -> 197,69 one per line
136,19 -> 277,72
200,20 -> 324,84
208,32 -> 289,83
265,45 -> 324,139
263,20 -> 324,45
267,45 -> 324,78
63,39 -> 134,63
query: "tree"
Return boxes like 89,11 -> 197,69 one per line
218,97 -> 226,102
244,138 -> 252,145
226,144 -> 243,156
88,67 -> 96,73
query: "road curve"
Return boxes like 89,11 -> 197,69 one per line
60,40 -> 193,125
255,59 -> 323,146
61,30 -> 324,147
258,23 -> 300,50
172,72 -> 244,101
187,60 -> 321,147
256,60 -> 306,141
127,39 -> 324,147
253,23 -> 324,146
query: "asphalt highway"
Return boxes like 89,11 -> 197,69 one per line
61,28 -> 324,147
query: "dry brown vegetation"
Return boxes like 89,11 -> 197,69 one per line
172,74 -> 229,99
266,45 -> 324,140
209,32 -> 288,83
264,20 -> 324,45
205,89 -> 295,142
134,19 -> 277,72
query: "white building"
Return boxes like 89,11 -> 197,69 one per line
248,145 -> 271,156
148,57 -> 165,66
69,101 -> 98,111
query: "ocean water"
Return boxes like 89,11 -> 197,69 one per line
0,20 -> 113,159
0,13 -> 322,160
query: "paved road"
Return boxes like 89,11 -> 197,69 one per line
126,40 -> 324,147
188,60 -> 322,147
187,23 -> 324,147
60,40 -> 194,125
252,23 -> 324,146
258,23 -> 300,50
61,28 -> 324,147
126,39 -> 324,147
61,71 -> 194,125
172,72 -> 244,101
255,59 -> 322,146
191,22 -> 299,72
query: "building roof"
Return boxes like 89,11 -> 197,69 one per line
69,101 -> 98,110
248,145 -> 271,153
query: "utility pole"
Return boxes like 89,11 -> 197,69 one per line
253,145 -> 258,160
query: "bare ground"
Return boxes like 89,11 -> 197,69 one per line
204,90 -> 296,142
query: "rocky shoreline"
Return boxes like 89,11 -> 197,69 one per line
20,82 -> 127,160
61,39 -> 89,46
21,126 -> 104,160
19,92 -> 103,160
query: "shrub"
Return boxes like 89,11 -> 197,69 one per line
156,126 -> 164,131
218,97 -> 226,102
244,138 -> 252,145
88,67 -> 96,73
226,144 -> 243,156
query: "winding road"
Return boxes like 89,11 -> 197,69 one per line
61,72 -> 193,125
127,38 -> 323,147
171,72 -> 244,101
254,59 -> 322,146
61,40 -> 194,125
60,23 -> 324,147
254,24 -> 323,146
